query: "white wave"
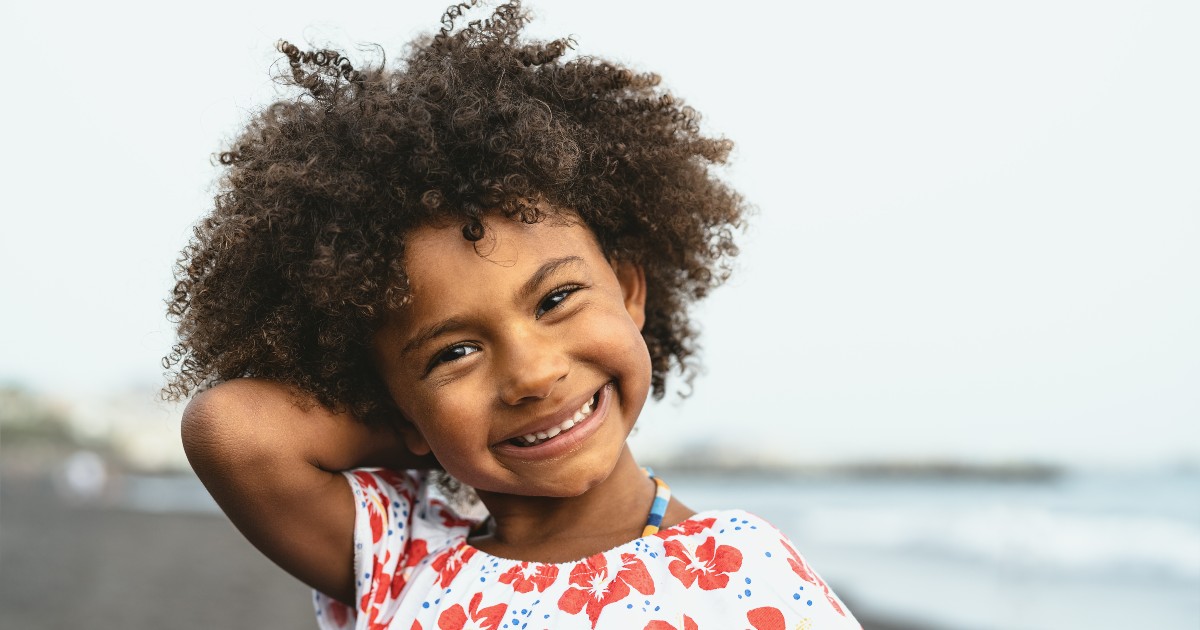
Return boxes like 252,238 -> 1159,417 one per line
794,504 -> 1200,580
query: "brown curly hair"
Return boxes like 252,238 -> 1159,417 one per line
164,0 -> 746,426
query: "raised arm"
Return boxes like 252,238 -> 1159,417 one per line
180,378 -> 432,605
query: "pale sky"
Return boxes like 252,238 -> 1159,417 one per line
2,0 -> 1197,468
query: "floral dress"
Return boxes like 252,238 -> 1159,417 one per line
314,469 -> 861,630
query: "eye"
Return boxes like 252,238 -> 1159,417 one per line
430,343 -> 480,368
536,285 -> 581,319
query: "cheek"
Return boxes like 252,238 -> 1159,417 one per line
588,304 -> 653,380
405,387 -> 484,441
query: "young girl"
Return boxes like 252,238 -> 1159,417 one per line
167,2 -> 860,628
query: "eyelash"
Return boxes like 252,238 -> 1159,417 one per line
427,343 -> 481,371
536,284 -> 583,319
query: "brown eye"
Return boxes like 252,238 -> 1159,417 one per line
536,286 -> 579,319
432,344 -> 479,366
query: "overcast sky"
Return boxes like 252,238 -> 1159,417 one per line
2,0 -> 1196,468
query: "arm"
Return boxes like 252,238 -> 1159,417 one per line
181,378 -> 432,605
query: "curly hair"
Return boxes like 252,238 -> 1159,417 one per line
164,0 -> 746,426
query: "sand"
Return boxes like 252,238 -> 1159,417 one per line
0,452 -> 920,630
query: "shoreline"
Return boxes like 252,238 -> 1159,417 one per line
0,454 -> 931,630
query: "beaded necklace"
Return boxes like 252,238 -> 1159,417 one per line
641,468 -> 672,537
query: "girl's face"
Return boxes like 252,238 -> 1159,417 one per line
371,215 -> 652,497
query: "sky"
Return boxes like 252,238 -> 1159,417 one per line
1,0 -> 1197,468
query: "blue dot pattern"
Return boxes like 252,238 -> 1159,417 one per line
310,469 -> 861,630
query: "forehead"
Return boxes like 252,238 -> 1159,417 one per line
401,215 -> 602,302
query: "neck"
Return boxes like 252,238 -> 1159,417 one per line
472,446 -> 653,558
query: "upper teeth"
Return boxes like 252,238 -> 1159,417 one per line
519,395 -> 595,444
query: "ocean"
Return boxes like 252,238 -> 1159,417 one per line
106,465 -> 1200,629
667,469 -> 1200,629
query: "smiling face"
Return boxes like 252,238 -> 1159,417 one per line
371,215 -> 653,497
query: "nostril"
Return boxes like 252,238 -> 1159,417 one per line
499,354 -> 570,406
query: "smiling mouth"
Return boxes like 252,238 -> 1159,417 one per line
507,391 -> 601,447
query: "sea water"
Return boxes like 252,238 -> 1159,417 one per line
667,469 -> 1200,630
114,467 -> 1200,630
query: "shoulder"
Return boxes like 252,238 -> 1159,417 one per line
651,510 -> 861,628
316,468 -> 486,630
655,509 -> 779,549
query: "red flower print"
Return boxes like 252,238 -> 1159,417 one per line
557,553 -> 655,628
368,502 -> 385,543
435,503 -> 476,529
663,536 -> 742,590
389,538 -> 430,599
372,555 -> 394,606
780,538 -> 818,584
746,606 -> 785,630
643,614 -> 698,630
498,561 -> 560,593
361,551 -> 402,628
404,538 -> 430,569
353,470 -> 382,492
655,517 -> 716,539
376,469 -> 415,498
362,551 -> 388,612
410,622 -> 423,630
437,592 -> 507,630
327,600 -> 351,626
430,544 -> 477,588
779,538 -> 846,617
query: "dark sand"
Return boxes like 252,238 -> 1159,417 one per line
0,454 -> 924,630
1,471 -> 315,628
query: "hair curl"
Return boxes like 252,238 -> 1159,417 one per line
164,0 -> 746,426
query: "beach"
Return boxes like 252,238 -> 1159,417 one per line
0,451 -> 920,630
9,445 -> 1197,629
1,462 -> 317,629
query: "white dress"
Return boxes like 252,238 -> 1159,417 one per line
313,469 -> 861,630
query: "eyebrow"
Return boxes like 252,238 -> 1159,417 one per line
399,256 -> 586,359
401,317 -> 468,359
519,255 -> 585,302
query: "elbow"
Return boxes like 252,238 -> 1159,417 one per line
179,381 -> 275,477
180,388 -> 234,476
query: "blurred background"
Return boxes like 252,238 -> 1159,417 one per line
2,1 -> 1197,628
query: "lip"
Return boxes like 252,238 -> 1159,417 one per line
492,382 -> 612,460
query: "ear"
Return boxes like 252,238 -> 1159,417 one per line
612,261 -> 647,331
396,416 -> 432,457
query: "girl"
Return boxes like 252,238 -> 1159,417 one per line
168,2 -> 860,628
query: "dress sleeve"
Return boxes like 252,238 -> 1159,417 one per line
314,468 -> 424,630
757,525 -> 861,629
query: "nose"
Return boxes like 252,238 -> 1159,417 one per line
497,330 -> 570,406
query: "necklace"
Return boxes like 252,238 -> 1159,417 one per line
641,468 -> 671,537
